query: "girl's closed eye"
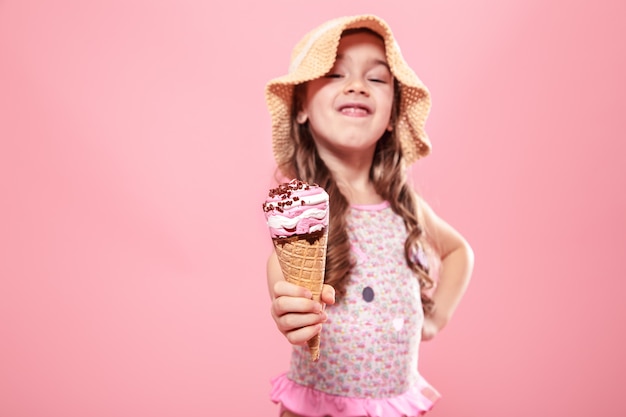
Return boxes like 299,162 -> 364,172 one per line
325,73 -> 344,79
368,71 -> 391,84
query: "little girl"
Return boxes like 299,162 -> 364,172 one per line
264,14 -> 474,417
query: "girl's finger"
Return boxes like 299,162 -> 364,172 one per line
273,280 -> 313,299
321,284 -> 336,305
272,296 -> 323,317
274,311 -> 327,334
284,324 -> 323,346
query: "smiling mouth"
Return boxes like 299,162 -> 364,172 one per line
339,105 -> 370,116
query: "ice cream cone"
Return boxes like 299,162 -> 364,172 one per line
273,229 -> 328,361
263,179 -> 330,361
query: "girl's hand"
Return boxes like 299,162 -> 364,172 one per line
270,281 -> 335,346
421,316 -> 440,341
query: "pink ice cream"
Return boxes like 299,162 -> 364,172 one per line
262,179 -> 329,239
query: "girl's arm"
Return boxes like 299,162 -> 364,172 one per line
419,198 -> 474,340
267,250 -> 335,345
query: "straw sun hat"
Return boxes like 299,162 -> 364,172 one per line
265,14 -> 432,168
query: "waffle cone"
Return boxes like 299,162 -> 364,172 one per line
273,228 -> 328,361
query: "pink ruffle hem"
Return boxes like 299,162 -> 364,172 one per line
270,373 -> 441,417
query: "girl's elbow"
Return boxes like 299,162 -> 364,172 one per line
464,239 -> 475,266
460,239 -> 475,279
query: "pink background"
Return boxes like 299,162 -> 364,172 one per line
1,1 -> 624,416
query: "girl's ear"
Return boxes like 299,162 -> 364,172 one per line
297,111 -> 308,124
387,120 -> 393,132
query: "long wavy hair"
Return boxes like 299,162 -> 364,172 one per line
276,29 -> 436,314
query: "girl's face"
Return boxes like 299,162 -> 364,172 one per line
298,31 -> 395,165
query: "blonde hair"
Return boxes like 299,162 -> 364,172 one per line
276,31 -> 436,313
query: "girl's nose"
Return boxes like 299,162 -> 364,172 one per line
344,77 -> 369,96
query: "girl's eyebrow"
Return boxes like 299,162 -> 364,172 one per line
335,54 -> 391,70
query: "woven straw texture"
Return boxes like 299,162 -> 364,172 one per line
273,230 -> 328,361
265,14 -> 432,168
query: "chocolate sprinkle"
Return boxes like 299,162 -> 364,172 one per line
263,179 -> 320,212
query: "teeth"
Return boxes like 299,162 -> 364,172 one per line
341,107 -> 368,116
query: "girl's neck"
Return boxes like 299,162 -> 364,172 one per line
334,171 -> 384,206
319,149 -> 383,205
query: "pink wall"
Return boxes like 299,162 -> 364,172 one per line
1,1 -> 624,416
